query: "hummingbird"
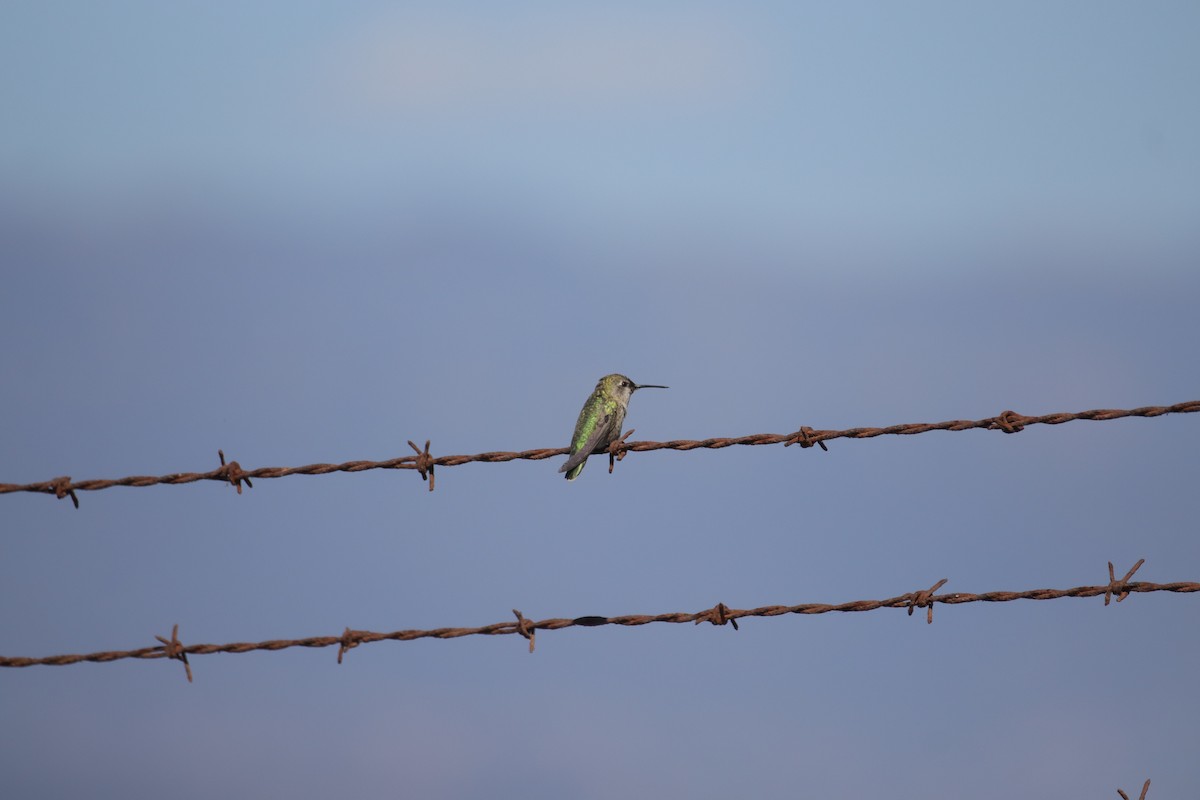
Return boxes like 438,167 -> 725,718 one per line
560,373 -> 668,480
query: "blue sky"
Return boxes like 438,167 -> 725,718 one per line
2,3 -> 1198,798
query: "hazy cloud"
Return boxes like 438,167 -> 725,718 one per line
326,7 -> 764,112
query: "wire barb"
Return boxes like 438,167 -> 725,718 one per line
695,602 -> 739,630
50,475 -> 79,508
1117,779 -> 1151,800
337,627 -> 362,664
608,429 -> 636,474
217,450 -> 252,495
1106,559 -> 1145,605
989,410 -> 1030,434
906,579 -> 949,624
408,440 -> 435,492
784,426 -> 829,451
512,609 -> 535,653
154,624 -> 193,683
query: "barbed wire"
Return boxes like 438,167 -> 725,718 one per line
3,559 -> 1196,682
2,400 -> 1196,505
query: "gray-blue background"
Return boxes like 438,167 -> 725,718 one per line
2,3 -> 1197,797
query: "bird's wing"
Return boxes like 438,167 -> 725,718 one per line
558,414 -> 613,475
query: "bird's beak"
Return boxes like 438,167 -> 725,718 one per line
633,384 -> 668,390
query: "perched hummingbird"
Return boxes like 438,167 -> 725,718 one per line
560,373 -> 668,481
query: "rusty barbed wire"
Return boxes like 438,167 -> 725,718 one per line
2,400 -> 1196,504
2,559 -> 1195,679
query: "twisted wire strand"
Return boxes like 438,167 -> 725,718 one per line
3,561 -> 1194,671
2,401 -> 1196,501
